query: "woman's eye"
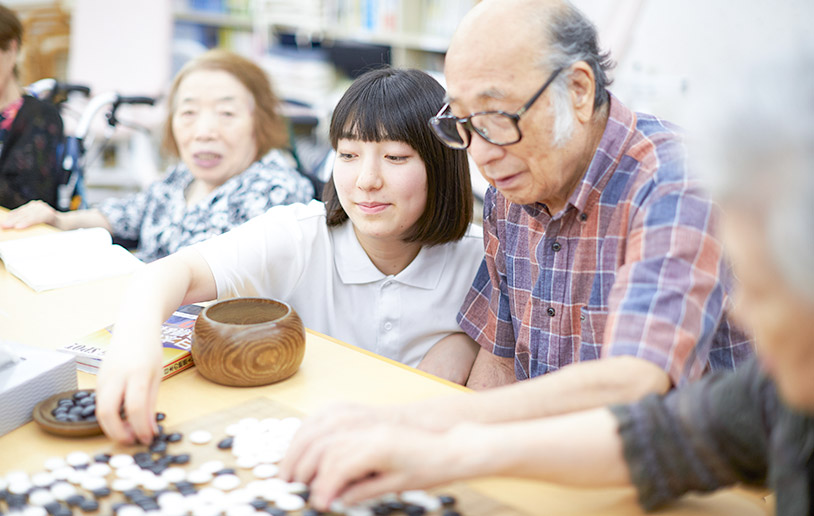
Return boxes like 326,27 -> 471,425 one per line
178,110 -> 196,117
219,111 -> 235,118
385,155 -> 408,162
338,152 -> 355,160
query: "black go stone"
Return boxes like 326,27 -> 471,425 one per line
155,412 -> 166,422
54,508 -> 72,516
385,501 -> 405,512
214,468 -> 236,476
302,510 -> 322,516
90,487 -> 111,498
149,440 -> 167,454
172,453 -> 190,465
371,505 -> 391,516
166,432 -> 182,443
57,398 -> 73,406
6,494 -> 27,509
249,499 -> 268,510
216,436 -> 234,450
156,424 -> 164,435
80,405 -> 96,418
442,511 -> 461,516
438,495 -> 456,507
111,502 -> 129,513
78,397 -> 95,407
262,508 -> 287,516
156,456 -> 174,467
93,454 -> 111,464
404,504 -> 426,516
123,489 -> 144,501
44,502 -> 64,515
79,499 -> 99,512
73,391 -> 91,400
296,490 -> 310,502
65,494 -> 85,507
0,488 -> 8,500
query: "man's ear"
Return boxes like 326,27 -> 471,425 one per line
568,61 -> 597,124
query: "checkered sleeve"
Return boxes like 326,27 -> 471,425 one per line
457,187 -> 517,357
602,170 -> 729,386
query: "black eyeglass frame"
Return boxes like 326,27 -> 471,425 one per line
429,66 -> 566,149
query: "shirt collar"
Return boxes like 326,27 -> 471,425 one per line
520,93 -> 637,219
332,220 -> 446,289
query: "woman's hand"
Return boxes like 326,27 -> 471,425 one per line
1,200 -> 60,229
95,331 -> 163,445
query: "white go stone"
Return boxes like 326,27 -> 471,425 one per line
187,470 -> 214,485
160,467 -> 187,484
196,487 -> 225,504
110,454 -> 135,469
27,488 -> 56,507
274,493 -> 305,511
112,478 -> 139,492
235,455 -> 259,470
23,506 -> 48,516
198,460 -> 225,475
8,480 -> 33,495
116,464 -> 143,479
31,472 -> 55,488
5,471 -> 28,484
224,424 -> 242,437
50,467 -> 73,482
118,505 -> 146,516
346,507 -> 375,516
189,430 -> 213,444
224,504 -> 255,516
225,488 -> 254,506
50,481 -> 76,501
400,490 -> 441,511
86,463 -> 112,477
143,476 -> 169,492
211,474 -> 240,491
80,476 -> 108,492
157,491 -> 186,507
251,464 -> 278,479
283,481 -> 307,494
65,451 -> 91,467
65,468 -> 87,485
43,457 -> 67,472
191,504 -> 221,516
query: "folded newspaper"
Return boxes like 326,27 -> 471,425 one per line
0,227 -> 143,291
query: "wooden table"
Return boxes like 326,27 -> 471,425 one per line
0,210 -> 772,516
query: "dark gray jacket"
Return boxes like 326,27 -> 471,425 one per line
611,357 -> 813,515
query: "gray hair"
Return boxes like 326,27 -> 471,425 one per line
539,1 -> 614,146
696,49 -> 814,301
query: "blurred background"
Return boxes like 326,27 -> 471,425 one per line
6,0 -> 810,207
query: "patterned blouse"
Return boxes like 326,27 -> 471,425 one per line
97,149 -> 314,262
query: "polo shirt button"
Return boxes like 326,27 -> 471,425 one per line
547,307 -> 556,317
384,322 -> 393,331
552,242 -> 562,252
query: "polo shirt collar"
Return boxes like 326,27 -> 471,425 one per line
332,220 -> 446,289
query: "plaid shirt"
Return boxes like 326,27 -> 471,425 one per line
457,95 -> 752,386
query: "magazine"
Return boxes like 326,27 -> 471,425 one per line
59,304 -> 204,379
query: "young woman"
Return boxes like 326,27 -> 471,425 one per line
95,68 -> 485,444
2,49 -> 314,262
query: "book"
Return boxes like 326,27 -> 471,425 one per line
0,227 -> 144,292
59,304 -> 204,379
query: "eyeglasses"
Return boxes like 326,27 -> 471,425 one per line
429,67 -> 564,149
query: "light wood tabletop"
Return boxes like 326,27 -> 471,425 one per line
0,209 -> 772,516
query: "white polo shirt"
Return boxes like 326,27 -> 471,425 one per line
192,201 -> 485,367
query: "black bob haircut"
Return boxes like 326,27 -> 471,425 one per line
322,67 -> 473,246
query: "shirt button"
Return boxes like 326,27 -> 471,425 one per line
547,307 -> 556,317
552,242 -> 562,252
580,314 -> 586,321
580,213 -> 588,222
384,322 -> 393,331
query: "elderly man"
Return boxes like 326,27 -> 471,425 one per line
439,0 -> 750,399
280,10 -> 812,514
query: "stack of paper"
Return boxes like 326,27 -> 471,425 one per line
0,228 -> 144,292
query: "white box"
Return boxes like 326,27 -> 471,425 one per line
0,343 -> 78,437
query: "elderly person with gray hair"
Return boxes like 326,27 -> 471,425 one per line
280,35 -> 814,516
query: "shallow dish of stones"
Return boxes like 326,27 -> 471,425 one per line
32,389 -> 103,437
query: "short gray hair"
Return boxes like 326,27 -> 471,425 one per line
539,1 -> 614,146
544,2 -> 614,110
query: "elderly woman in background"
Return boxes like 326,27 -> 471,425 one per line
279,51 -> 814,515
1,49 -> 314,262
0,4 -> 64,210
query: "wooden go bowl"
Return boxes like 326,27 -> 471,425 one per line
191,298 -> 305,387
